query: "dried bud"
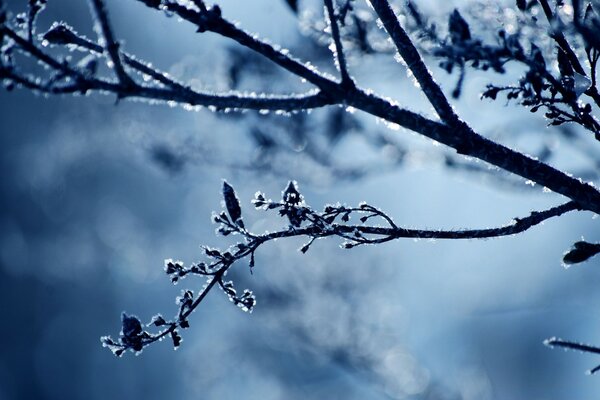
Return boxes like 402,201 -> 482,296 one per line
222,180 -> 243,226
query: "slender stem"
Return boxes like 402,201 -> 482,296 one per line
345,87 -> 600,214
267,201 -> 578,241
88,0 -> 135,87
3,27 -> 334,110
545,338 -> 600,355
153,1 -> 338,91
324,0 -> 352,85
539,0 -> 600,107
538,0 -> 585,75
367,0 -> 460,125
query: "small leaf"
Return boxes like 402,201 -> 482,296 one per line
222,180 -> 243,226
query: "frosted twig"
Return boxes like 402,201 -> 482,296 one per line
324,0 -> 353,85
88,0 -> 135,87
367,0 -> 460,125
101,181 -> 580,355
545,337 -> 600,375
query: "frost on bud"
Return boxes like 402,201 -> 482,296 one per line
120,313 -> 145,352
222,180 -> 243,228
149,314 -> 167,327
563,241 -> 600,265
299,242 -> 311,254
282,181 -> 303,206
42,22 -> 78,45
101,336 -> 125,357
204,247 -> 222,259
171,329 -> 182,349
121,313 -> 142,338
164,259 -> 183,274
221,280 -> 236,298
252,192 -> 267,208
164,259 -> 185,283
176,290 -> 194,313
281,181 -> 307,227
236,289 -> 256,313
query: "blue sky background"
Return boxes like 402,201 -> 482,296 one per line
1,0 -> 600,399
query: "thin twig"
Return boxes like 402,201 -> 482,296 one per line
324,0 -> 353,85
538,0 -> 600,107
367,0 -> 461,125
102,183 -> 580,355
88,0 -> 135,87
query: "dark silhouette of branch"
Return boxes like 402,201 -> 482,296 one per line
101,181 -> 580,355
368,0 -> 461,125
545,337 -> 600,375
2,0 -> 600,212
88,0 -> 135,88
324,0 -> 353,85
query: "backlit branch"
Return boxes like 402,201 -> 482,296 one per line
2,0 -> 600,213
101,181 -> 582,355
88,0 -> 135,87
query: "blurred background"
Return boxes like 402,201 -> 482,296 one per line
1,0 -> 600,399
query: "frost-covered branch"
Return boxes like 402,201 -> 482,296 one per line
2,0 -> 600,213
102,181 -> 585,356
88,0 -> 135,88
324,0 -> 353,85
404,1 -> 600,136
2,0 -> 600,371
545,337 -> 600,375
368,0 -> 461,125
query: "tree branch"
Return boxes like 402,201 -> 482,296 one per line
2,26 -> 334,110
3,0 -> 600,214
101,182 -> 580,355
324,0 -> 353,86
545,337 -> 600,375
367,0 -> 460,125
88,0 -> 135,87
